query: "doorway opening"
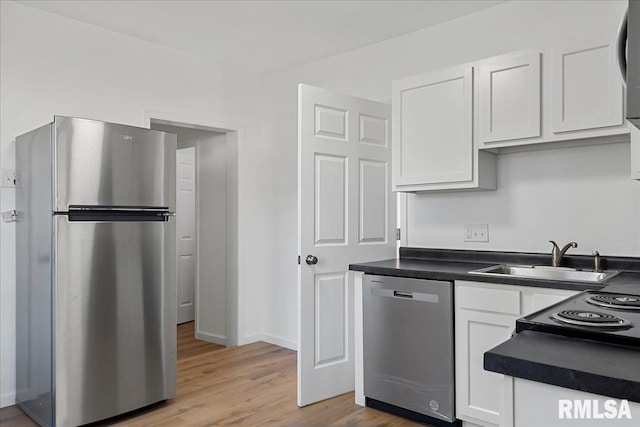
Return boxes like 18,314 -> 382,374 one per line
150,118 -> 240,348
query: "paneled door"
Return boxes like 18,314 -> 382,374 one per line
297,84 -> 396,406
176,147 -> 196,324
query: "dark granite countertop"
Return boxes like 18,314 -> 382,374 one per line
349,248 -> 640,293
485,330 -> 640,403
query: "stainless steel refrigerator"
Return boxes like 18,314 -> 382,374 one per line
16,116 -> 177,427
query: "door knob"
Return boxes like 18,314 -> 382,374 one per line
305,255 -> 318,265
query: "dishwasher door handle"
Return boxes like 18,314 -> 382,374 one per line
393,291 -> 413,299
371,288 -> 439,303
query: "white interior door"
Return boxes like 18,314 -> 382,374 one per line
176,146 -> 196,324
297,84 -> 396,406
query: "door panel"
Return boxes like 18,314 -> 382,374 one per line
54,216 -> 176,426
298,84 -> 395,407
54,116 -> 177,211
314,273 -> 348,367
359,160 -> 387,243
315,154 -> 347,245
359,114 -> 388,146
176,147 -> 196,324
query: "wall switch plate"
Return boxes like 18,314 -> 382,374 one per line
1,210 -> 18,222
464,224 -> 489,242
1,169 -> 17,188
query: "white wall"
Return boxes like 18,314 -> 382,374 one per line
153,125 -> 231,345
196,133 -> 229,342
407,142 -> 640,255
0,1 -> 268,406
259,0 -> 636,347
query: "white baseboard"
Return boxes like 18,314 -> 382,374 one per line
260,333 -> 297,351
1,391 -> 16,408
195,330 -> 227,346
238,332 -> 263,346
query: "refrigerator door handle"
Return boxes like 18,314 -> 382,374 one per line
617,8 -> 628,86
68,206 -> 171,212
67,210 -> 172,222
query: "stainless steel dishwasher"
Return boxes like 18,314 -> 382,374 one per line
363,274 -> 457,426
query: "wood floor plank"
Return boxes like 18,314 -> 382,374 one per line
177,322 -> 225,361
0,336 -> 429,426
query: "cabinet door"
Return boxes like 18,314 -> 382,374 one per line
455,309 -> 515,426
551,35 -> 623,133
392,65 -> 473,187
479,52 -> 541,144
530,291 -> 577,313
632,126 -> 640,180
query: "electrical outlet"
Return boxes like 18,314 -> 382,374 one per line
463,224 -> 489,242
1,169 -> 17,188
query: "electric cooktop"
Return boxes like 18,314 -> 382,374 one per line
516,291 -> 640,348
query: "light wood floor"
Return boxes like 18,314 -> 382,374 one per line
177,321 -> 225,361
1,322 -> 424,426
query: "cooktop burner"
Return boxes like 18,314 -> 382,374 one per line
586,294 -> 640,310
551,310 -> 632,329
516,291 -> 640,347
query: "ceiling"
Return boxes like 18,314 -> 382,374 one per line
20,0 -> 507,74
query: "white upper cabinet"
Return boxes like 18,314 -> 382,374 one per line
475,35 -> 627,151
632,126 -> 640,180
393,65 -> 473,187
391,34 -> 631,192
479,51 -> 541,144
392,65 -> 496,192
551,35 -> 624,133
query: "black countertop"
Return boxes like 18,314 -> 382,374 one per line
349,248 -> 640,293
485,331 -> 640,403
350,248 -> 640,402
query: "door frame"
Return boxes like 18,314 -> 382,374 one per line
145,110 -> 245,347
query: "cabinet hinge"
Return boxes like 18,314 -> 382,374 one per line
396,228 -> 401,241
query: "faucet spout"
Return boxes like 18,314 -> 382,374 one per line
549,240 -> 578,267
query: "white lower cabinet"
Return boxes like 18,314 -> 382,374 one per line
454,281 -> 579,427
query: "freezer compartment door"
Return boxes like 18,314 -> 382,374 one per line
54,116 -> 176,211
54,215 -> 176,427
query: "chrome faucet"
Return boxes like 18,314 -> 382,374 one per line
592,250 -> 602,272
549,240 -> 578,267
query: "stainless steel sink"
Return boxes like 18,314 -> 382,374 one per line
469,265 -> 619,283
